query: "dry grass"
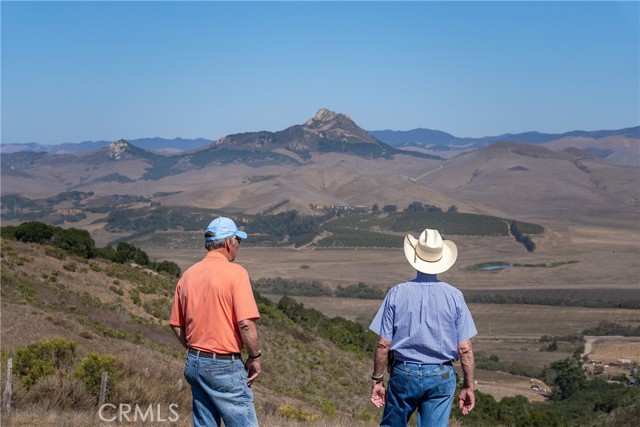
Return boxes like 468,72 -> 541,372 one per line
3,409 -> 470,427
588,339 -> 640,363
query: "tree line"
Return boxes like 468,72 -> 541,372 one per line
253,277 -> 386,299
466,293 -> 640,310
1,221 -> 181,277
510,220 -> 537,251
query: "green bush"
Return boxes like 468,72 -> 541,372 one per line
335,282 -> 386,299
130,289 -> 142,306
63,262 -> 77,272
152,260 -> 181,277
14,337 -> 77,387
73,352 -> 120,396
45,245 -> 67,260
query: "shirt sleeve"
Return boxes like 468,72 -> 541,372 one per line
455,294 -> 477,343
169,277 -> 185,327
233,267 -> 260,322
369,288 -> 395,341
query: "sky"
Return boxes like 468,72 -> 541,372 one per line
1,1 -> 639,145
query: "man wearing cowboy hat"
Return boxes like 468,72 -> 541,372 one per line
368,229 -> 477,427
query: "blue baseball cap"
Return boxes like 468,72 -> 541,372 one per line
204,217 -> 248,242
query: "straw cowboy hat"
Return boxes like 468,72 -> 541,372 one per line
404,229 -> 458,274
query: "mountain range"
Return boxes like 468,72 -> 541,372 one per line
3,109 -> 637,167
1,109 -> 638,232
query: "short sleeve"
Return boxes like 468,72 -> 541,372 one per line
369,288 -> 395,341
169,277 -> 185,327
233,268 -> 260,322
455,294 -> 477,343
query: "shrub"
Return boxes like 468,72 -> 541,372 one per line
153,260 -> 181,277
24,374 -> 94,410
45,245 -> 66,260
73,352 -> 120,396
14,337 -> 77,388
277,405 -> 319,421
109,285 -> 124,296
130,290 -> 142,306
335,282 -> 386,299
63,262 -> 77,272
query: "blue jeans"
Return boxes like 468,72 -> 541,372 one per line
183,352 -> 258,427
381,362 -> 456,427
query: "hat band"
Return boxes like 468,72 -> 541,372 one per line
414,249 -> 443,264
408,236 -> 444,263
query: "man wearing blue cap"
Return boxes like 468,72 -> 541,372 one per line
170,217 -> 262,427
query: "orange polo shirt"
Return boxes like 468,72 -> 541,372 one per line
169,251 -> 260,354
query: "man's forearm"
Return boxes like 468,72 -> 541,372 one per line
373,338 -> 391,376
171,325 -> 188,349
459,340 -> 475,390
238,319 -> 261,357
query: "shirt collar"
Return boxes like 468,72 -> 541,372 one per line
205,251 -> 228,261
415,271 -> 439,282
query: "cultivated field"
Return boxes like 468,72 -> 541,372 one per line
145,222 -> 640,293
587,338 -> 640,363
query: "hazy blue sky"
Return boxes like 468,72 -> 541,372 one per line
2,1 -> 639,145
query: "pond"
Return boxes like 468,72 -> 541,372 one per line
475,262 -> 512,271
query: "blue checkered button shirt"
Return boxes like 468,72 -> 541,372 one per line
369,272 -> 477,364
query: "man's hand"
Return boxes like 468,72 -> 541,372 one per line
244,358 -> 261,387
458,339 -> 475,415
370,381 -> 386,408
458,387 -> 475,415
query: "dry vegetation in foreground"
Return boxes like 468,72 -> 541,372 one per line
0,239 -> 384,426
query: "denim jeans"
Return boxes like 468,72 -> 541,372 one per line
381,362 -> 456,427
183,352 -> 259,427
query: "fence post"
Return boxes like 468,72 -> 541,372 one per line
2,358 -> 12,424
98,371 -> 108,407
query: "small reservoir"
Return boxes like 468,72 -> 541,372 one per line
474,262 -> 512,271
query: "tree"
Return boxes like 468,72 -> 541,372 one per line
14,221 -> 54,243
447,205 -> 458,214
550,355 -> 586,400
153,260 -> 182,277
405,201 -> 425,212
382,204 -> 397,213
53,227 -> 96,258
114,242 -> 150,266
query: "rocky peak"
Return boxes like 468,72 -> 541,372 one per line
107,139 -> 132,160
305,108 -> 352,128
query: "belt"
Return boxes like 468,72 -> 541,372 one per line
394,360 -> 453,367
188,348 -> 241,360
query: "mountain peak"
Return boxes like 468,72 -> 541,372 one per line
107,139 -> 133,160
304,108 -> 353,128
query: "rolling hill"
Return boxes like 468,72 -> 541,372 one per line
1,110 -> 638,238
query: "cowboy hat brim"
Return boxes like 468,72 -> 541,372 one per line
404,234 -> 458,274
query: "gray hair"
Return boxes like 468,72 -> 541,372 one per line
204,232 -> 228,251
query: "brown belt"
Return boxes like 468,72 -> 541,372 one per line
188,348 -> 241,360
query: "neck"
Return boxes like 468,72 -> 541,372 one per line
416,271 -> 439,282
212,247 -> 234,261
